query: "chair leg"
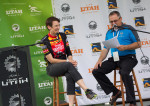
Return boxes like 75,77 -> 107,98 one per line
120,75 -> 125,106
114,70 -> 117,106
132,70 -> 143,106
74,95 -> 78,106
56,77 -> 59,106
53,77 -> 56,106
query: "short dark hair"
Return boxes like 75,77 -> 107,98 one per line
109,11 -> 121,18
45,16 -> 60,27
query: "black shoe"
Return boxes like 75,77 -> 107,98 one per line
109,91 -> 121,105
85,89 -> 97,100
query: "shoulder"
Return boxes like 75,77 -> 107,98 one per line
41,35 -> 48,42
122,24 -> 135,30
106,29 -> 113,34
59,32 -> 66,36
59,32 -> 67,39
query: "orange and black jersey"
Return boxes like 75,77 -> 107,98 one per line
40,32 -> 72,64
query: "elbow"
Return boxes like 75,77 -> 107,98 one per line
138,42 -> 141,48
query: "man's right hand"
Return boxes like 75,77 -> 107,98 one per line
94,61 -> 102,69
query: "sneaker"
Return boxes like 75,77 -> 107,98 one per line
85,89 -> 97,100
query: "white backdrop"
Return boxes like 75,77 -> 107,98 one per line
53,0 -> 150,105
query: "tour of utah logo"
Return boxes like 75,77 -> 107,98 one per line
91,43 -> 101,52
134,16 -> 145,26
63,25 -> 75,35
107,0 -> 118,9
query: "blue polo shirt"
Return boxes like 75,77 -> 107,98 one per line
104,24 -> 140,56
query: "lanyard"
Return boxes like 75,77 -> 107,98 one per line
113,30 -> 119,37
113,30 -> 119,51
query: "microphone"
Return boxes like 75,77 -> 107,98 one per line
112,24 -> 118,31
113,24 -> 118,29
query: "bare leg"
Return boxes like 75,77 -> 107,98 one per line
68,95 -> 75,106
76,79 -> 88,91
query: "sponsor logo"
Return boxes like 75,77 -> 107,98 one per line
143,78 -> 150,88
11,24 -> 25,39
134,16 -> 145,26
107,24 -> 113,30
2,77 -> 28,87
130,7 -> 146,12
33,50 -> 43,55
63,25 -> 75,38
96,83 -> 103,92
140,56 -> 149,65
91,43 -> 101,52
10,34 -> 24,38
59,3 -> 75,21
75,86 -> 82,96
107,0 -> 118,9
80,4 -> 99,14
38,59 -> 46,72
89,21 -> 97,30
12,24 -> 20,32
132,0 -> 141,4
61,3 -> 70,12
130,0 -> 146,12
6,8 -> 23,16
63,25 -> 75,35
86,33 -> 102,38
44,97 -> 52,105
4,55 -> 21,73
141,38 -> 150,48
71,48 -> 83,56
38,80 -> 53,89
88,68 -> 93,74
33,40 -> 43,55
29,25 -> 46,33
29,5 -> 42,16
138,69 -> 150,73
35,40 -> 41,48
9,94 -> 26,106
86,21 -> 102,38
12,44 -> 18,46
95,94 -> 111,100
38,60 -> 46,68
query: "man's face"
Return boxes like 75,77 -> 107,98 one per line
48,21 -> 60,34
109,14 -> 122,27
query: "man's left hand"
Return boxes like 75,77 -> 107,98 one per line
117,45 -> 128,51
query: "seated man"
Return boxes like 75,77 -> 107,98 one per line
92,11 -> 141,106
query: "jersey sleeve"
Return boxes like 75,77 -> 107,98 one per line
65,37 -> 72,57
40,36 -> 51,56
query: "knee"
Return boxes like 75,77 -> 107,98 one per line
66,62 -> 75,68
92,69 -> 97,75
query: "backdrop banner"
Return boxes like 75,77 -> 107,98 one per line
53,0 -> 150,105
0,0 -> 55,106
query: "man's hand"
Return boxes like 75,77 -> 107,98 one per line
94,61 -> 102,69
68,60 -> 77,67
117,45 -> 128,51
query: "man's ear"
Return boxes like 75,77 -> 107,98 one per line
47,25 -> 51,30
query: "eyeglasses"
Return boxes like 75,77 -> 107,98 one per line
109,17 -> 120,23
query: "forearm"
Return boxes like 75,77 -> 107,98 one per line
46,54 -> 67,64
98,48 -> 109,62
67,55 -> 73,61
125,41 -> 141,50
